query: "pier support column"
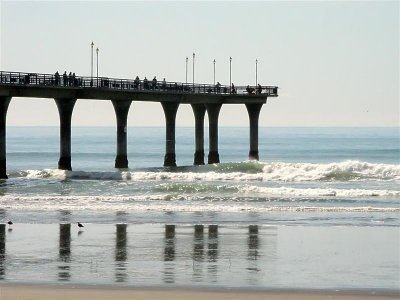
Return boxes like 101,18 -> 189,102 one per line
246,103 -> 263,160
191,104 -> 206,165
0,97 -> 11,179
112,100 -> 132,169
55,98 -> 76,171
206,103 -> 222,164
161,102 -> 179,167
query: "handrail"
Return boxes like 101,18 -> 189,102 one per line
0,71 -> 278,96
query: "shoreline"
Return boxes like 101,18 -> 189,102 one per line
1,283 -> 399,300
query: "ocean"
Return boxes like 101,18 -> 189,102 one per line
0,126 -> 399,290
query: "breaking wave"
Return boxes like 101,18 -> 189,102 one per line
11,160 -> 400,182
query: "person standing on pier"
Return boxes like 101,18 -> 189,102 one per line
152,76 -> 157,90
162,78 -> 167,90
134,76 -> 140,89
55,71 -> 60,86
143,77 -> 149,90
63,71 -> 67,86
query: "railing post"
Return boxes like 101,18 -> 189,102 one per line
0,97 -> 11,179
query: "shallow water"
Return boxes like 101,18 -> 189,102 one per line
1,223 -> 398,290
0,127 -> 399,289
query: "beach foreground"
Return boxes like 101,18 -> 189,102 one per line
1,284 -> 399,300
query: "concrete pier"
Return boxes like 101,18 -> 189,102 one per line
0,70 -> 278,172
161,102 -> 179,167
0,97 -> 11,179
246,103 -> 263,160
112,100 -> 132,168
191,104 -> 206,165
206,104 -> 222,164
55,98 -> 76,171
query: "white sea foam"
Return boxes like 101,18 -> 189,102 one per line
16,160 -> 400,182
0,195 -> 399,213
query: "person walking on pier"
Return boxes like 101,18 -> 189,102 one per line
257,84 -> 262,95
68,72 -> 73,86
231,83 -> 236,94
215,82 -> 221,93
161,78 -> 167,90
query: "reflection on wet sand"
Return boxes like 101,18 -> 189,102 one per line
207,225 -> 218,282
0,223 -> 5,279
193,225 -> 204,280
59,210 -> 71,223
163,224 -> 175,283
58,224 -> 71,281
115,224 -> 128,283
248,225 -> 259,260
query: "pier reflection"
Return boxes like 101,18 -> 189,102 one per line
59,210 -> 71,223
193,225 -> 204,280
58,223 -> 71,281
163,224 -> 175,283
248,225 -> 259,260
207,225 -> 218,282
0,224 -> 5,279
115,224 -> 128,283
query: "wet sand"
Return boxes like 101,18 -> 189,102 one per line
0,284 -> 399,300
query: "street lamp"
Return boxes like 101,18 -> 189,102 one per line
229,56 -> 232,93
96,47 -> 99,87
192,53 -> 195,92
91,41 -> 94,85
185,57 -> 188,85
255,59 -> 258,87
213,59 -> 216,85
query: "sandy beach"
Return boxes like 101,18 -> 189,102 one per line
1,284 -> 399,300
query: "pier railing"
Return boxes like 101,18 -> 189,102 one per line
0,71 -> 278,96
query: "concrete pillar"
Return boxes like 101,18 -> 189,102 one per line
112,100 -> 132,169
55,98 -> 76,171
191,104 -> 206,165
206,104 -> 222,164
0,97 -> 11,179
161,102 -> 179,167
246,103 -> 263,160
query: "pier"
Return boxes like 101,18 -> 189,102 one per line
0,71 -> 278,178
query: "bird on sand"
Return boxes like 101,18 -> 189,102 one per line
78,222 -> 84,228
7,220 -> 13,226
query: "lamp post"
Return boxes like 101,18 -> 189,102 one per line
96,47 -> 99,86
255,59 -> 258,87
213,59 -> 216,85
90,41 -> 94,85
192,53 -> 195,92
185,57 -> 188,85
229,56 -> 232,93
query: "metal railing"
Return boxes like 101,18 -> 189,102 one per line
0,71 -> 278,96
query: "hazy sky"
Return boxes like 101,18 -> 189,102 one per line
1,1 -> 399,127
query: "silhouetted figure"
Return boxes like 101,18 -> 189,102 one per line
68,72 -> 73,86
246,85 -> 255,95
134,76 -> 140,89
152,76 -> 157,90
215,82 -> 221,93
63,71 -> 67,86
161,78 -> 167,90
55,71 -> 60,86
77,222 -> 84,228
257,84 -> 262,95
143,77 -> 149,90
72,73 -> 76,86
231,83 -> 236,94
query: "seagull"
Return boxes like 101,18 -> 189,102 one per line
78,222 -> 84,228
7,220 -> 13,226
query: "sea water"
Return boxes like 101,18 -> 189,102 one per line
0,127 -> 399,290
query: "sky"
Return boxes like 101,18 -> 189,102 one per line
0,0 -> 399,127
